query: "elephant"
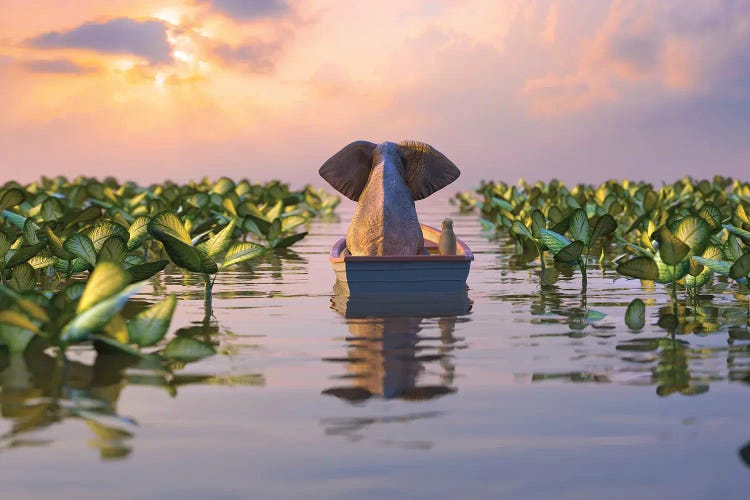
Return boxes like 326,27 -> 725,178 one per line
319,140 -> 460,256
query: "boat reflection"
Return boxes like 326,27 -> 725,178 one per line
322,285 -> 472,403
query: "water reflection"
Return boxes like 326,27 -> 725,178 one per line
322,288 -> 472,403
0,317 -> 264,460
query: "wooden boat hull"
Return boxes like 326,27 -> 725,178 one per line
330,224 -> 473,295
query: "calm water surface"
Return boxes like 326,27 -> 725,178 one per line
2,195 -> 750,499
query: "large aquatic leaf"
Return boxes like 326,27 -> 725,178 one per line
203,219 -> 236,259
8,263 -> 36,292
0,310 -> 40,334
88,222 -> 130,252
624,298 -> 646,330
77,261 -> 131,314
553,240 -> 584,264
127,295 -> 177,347
148,211 -> 192,245
281,215 -> 307,233
568,209 -> 590,246
0,231 -> 10,258
127,216 -> 151,250
23,219 -> 40,245
654,252 -> 689,283
0,188 -> 25,212
128,260 -> 169,283
724,224 -> 750,243
222,242 -> 266,268
0,324 -> 36,353
65,206 -> 102,228
44,226 -> 75,260
698,204 -> 722,231
63,233 -> 97,267
539,229 -> 571,255
531,210 -> 546,239
97,236 -> 128,263
62,283 -> 142,343
4,243 -> 46,269
0,286 -> 49,323
616,256 -> 659,281
653,227 -> 689,266
673,216 -> 711,256
2,209 -> 27,231
274,232 -> 308,249
730,253 -> 750,280
591,214 -> 617,242
511,221 -> 533,240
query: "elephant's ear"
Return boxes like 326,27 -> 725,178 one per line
318,141 -> 377,201
398,141 -> 460,200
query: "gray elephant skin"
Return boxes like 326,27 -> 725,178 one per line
319,140 -> 460,256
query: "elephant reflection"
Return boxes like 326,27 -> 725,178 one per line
322,292 -> 471,402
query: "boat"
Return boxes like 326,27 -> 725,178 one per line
329,223 -> 474,295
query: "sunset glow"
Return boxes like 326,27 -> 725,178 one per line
1,1 -> 748,188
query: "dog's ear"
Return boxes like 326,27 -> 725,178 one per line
318,141 -> 377,201
398,141 -> 460,200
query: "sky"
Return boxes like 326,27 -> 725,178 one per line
1,0 -> 749,191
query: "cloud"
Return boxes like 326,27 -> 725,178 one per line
26,18 -> 171,64
21,58 -> 97,74
212,38 -> 283,72
194,0 -> 289,21
523,0 -> 750,114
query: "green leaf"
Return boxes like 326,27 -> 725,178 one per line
127,295 -> 177,347
128,260 -> 169,283
77,261 -> 131,314
0,310 -> 41,334
273,232 -> 307,249
65,205 -> 102,228
63,233 -> 97,266
44,226 -> 75,260
673,216 -> 711,256
0,324 -> 36,353
654,252 -> 689,283
204,219 -> 236,259
479,218 -> 495,232
0,188 -> 26,212
23,219 -> 40,245
531,210 -> 546,238
0,286 -> 49,323
281,215 -> 307,233
568,209 -> 591,246
148,211 -> 192,245
591,214 -> 617,242
724,224 -> 750,243
155,232 -> 205,273
724,234 -> 744,262
265,201 -> 283,222
163,336 -> 215,362
8,263 -> 36,292
616,256 -> 659,281
553,240 -> 584,264
87,222 -> 130,252
624,298 -> 646,330
0,231 -> 10,258
4,243 -> 46,269
97,236 -> 128,263
127,216 -> 151,250
222,242 -> 266,268
62,283 -> 142,343
28,255 -> 56,270
2,210 -> 27,231
652,227 -> 689,266
267,218 -> 281,242
698,204 -> 722,230
729,253 -> 750,280
539,229 -> 571,255
511,221 -> 533,240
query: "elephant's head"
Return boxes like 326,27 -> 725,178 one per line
319,141 -> 460,256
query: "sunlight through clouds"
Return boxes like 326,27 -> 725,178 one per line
0,0 -> 748,186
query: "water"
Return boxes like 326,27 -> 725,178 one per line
2,197 -> 750,499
